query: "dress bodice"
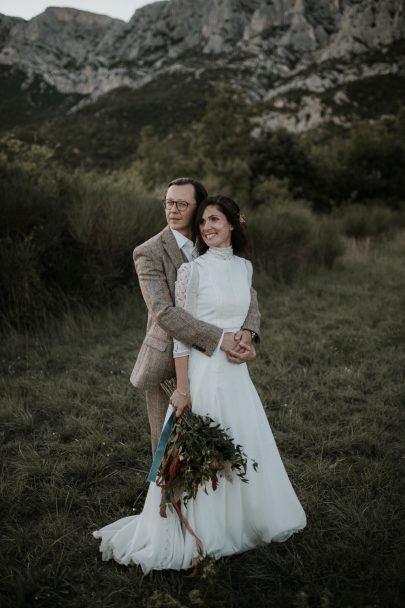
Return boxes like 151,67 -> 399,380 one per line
194,248 -> 251,329
173,247 -> 252,356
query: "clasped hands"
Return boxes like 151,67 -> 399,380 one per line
220,329 -> 256,364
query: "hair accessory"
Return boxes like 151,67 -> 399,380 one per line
239,213 -> 246,225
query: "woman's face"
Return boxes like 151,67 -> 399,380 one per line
199,204 -> 234,248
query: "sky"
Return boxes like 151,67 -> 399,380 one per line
0,1 -> 160,22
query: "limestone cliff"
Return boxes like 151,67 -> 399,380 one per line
0,0 -> 404,131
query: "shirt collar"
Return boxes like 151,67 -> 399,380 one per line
170,228 -> 193,249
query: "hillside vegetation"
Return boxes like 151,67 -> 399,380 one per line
1,86 -> 405,330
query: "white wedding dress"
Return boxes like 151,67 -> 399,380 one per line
93,246 -> 306,573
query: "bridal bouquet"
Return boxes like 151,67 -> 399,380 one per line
156,378 -> 258,518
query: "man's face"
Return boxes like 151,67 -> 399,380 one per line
164,184 -> 197,237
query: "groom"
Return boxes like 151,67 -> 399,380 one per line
130,177 -> 261,453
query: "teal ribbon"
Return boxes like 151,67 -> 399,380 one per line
147,411 -> 175,482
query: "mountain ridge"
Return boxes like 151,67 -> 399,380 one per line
0,0 -> 404,134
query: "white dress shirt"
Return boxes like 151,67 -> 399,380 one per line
170,228 -> 194,262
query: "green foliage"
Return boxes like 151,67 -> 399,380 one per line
68,172 -> 164,298
250,130 -> 316,201
343,74 -> 405,120
0,65 -> 81,131
0,139 -> 79,328
134,126 -> 199,188
252,176 -> 293,206
68,172 -> 162,257
312,217 -> 345,268
0,236 -> 57,329
248,202 -> 343,281
190,84 -> 252,201
309,116 -> 405,209
34,75 -> 208,170
2,85 -> 405,328
0,141 -> 166,328
337,204 -> 396,239
0,138 -> 70,237
157,411 -> 253,517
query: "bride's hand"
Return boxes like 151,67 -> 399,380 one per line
170,389 -> 192,418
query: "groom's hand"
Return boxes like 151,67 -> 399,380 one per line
227,330 -> 256,364
221,330 -> 256,364
227,344 -> 256,364
235,329 -> 253,350
220,332 -> 237,352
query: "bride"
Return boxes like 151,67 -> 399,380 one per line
93,195 -> 306,573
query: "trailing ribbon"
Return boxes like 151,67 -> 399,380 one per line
171,498 -> 204,578
147,411 -> 175,482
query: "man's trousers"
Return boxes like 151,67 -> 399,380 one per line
145,386 -> 169,454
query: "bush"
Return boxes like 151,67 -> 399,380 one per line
134,127 -> 199,189
248,203 -> 325,280
250,130 -> 316,201
311,217 -> 344,268
251,176 -> 292,207
0,143 -> 167,327
338,204 -> 396,238
66,172 -> 165,298
247,202 -> 343,280
0,236 -> 59,329
309,118 -> 405,209
0,142 -> 71,240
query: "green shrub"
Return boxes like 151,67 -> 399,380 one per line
67,172 -> 165,297
0,144 -> 167,326
251,176 -> 292,207
68,172 -> 162,256
250,129 -> 316,201
249,203 -> 315,280
311,217 -> 344,268
134,126 -> 199,189
0,236 -> 59,329
248,202 -> 343,280
338,204 -> 395,238
0,142 -> 70,240
309,118 -> 405,209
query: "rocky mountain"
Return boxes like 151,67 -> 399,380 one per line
0,0 -> 404,134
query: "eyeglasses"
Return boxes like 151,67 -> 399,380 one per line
162,199 -> 192,212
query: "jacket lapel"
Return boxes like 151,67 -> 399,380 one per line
161,226 -> 187,269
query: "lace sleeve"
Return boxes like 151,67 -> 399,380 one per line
173,262 -> 199,357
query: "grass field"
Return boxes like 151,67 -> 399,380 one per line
1,235 -> 404,608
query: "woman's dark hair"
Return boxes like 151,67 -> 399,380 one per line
194,195 -> 250,258
165,177 -> 207,207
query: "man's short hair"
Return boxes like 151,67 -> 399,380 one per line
166,177 -> 207,207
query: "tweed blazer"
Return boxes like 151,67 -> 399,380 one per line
130,226 -> 261,390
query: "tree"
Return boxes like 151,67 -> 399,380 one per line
191,85 -> 252,201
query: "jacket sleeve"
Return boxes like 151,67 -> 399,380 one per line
134,248 -> 222,357
241,260 -> 261,341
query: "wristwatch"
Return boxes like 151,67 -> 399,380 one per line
243,328 -> 259,343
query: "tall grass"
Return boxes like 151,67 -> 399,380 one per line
1,234 -> 404,608
0,154 -> 164,328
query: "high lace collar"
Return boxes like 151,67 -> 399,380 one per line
206,245 -> 233,260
